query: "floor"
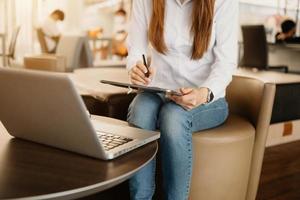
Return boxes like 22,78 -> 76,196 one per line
256,141 -> 300,200
80,141 -> 300,200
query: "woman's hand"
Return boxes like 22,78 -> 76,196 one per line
129,61 -> 155,85
169,87 -> 209,110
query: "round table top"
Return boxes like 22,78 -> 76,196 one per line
0,117 -> 158,200
70,68 -> 130,101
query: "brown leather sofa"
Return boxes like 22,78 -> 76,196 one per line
76,71 -> 275,200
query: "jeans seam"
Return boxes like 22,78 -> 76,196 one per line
184,120 -> 192,200
150,159 -> 156,196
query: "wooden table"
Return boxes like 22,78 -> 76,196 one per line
0,116 -> 158,200
93,59 -> 126,68
238,41 -> 300,73
267,43 -> 300,73
69,68 -> 135,121
70,68 -> 130,100
269,43 -> 300,50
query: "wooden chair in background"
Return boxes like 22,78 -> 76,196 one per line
36,28 -> 51,54
0,26 -> 21,66
241,25 -> 288,73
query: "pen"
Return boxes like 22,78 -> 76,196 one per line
142,54 -> 150,78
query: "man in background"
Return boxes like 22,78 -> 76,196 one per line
276,19 -> 300,44
41,10 -> 65,53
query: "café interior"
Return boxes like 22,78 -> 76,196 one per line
0,0 -> 300,199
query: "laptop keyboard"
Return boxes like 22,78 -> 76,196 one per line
96,131 -> 133,151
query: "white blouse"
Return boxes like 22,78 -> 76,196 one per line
126,0 -> 239,101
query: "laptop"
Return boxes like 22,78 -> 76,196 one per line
0,68 -> 160,160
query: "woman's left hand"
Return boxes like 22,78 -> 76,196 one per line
168,87 -> 209,110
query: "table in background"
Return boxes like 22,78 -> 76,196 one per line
238,42 -> 300,73
93,59 -> 126,68
0,116 -> 158,200
268,43 -> 300,73
69,68 -> 134,121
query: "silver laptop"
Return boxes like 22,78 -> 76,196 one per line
0,68 -> 160,160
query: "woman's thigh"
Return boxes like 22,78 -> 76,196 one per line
127,92 -> 164,131
158,98 -> 228,132
190,98 -> 229,132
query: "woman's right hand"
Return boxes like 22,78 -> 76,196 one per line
129,61 -> 155,85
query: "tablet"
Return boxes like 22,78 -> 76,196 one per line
100,80 -> 182,96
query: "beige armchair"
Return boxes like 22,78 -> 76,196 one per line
190,76 -> 276,200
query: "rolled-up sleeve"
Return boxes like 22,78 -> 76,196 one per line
126,0 -> 149,71
201,0 -> 239,98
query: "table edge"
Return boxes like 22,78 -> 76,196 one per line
7,142 -> 158,200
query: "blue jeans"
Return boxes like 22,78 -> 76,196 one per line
127,92 -> 229,200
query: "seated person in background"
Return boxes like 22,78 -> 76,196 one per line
41,10 -> 65,53
276,19 -> 300,44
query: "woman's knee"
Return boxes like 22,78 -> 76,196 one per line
158,102 -> 192,139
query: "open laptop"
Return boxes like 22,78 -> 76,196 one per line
0,68 -> 160,160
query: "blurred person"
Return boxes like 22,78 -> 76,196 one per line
276,19 -> 300,44
112,4 -> 128,58
41,9 -> 65,52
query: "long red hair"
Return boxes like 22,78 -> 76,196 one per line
149,0 -> 215,59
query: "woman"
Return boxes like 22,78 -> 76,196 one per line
126,0 -> 238,199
